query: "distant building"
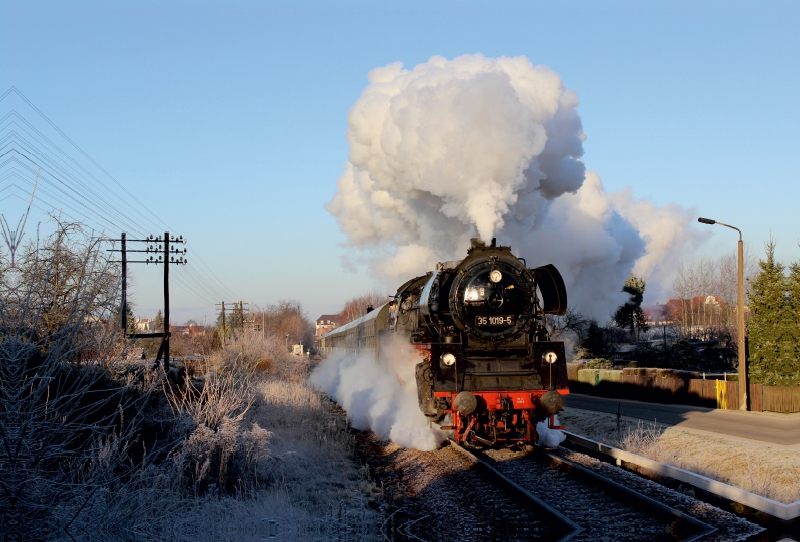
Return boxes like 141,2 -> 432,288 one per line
666,296 -> 724,321
643,303 -> 671,325
644,296 -> 729,327
610,343 -> 638,362
316,314 -> 340,337
134,318 -> 154,332
171,325 -> 207,337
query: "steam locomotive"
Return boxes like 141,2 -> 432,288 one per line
319,238 -> 570,447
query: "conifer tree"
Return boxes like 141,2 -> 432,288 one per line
614,273 -> 649,339
153,309 -> 164,332
114,302 -> 136,334
785,260 -> 800,383
747,241 -> 795,385
580,320 -> 610,358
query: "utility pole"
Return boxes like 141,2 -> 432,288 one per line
216,301 -> 248,342
216,301 -> 227,347
237,301 -> 250,332
164,232 -> 170,369
121,233 -> 127,333
110,231 -> 187,373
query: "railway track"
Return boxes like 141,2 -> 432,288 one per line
449,439 -> 718,542
356,430 -> 575,541
357,429 -> 757,541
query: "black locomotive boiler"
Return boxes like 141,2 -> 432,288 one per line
320,238 -> 570,447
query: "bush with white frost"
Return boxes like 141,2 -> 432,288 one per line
0,221 -> 379,541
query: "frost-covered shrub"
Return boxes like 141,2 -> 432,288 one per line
0,221 -> 159,539
0,222 -> 380,540
175,417 -> 272,494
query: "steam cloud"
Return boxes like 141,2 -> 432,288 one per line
318,54 -> 703,450
309,345 -> 447,450
327,54 -> 703,319
537,415 -> 566,448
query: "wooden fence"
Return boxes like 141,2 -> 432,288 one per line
763,386 -> 800,413
572,370 -> 799,413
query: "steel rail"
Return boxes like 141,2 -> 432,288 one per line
448,439 -> 582,542
536,447 -> 717,542
564,431 -> 800,521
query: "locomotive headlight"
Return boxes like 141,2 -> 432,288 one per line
489,269 -> 503,283
441,353 -> 457,367
543,351 -> 558,364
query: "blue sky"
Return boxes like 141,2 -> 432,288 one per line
1,0 -> 798,323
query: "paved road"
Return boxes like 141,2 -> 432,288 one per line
563,394 -> 800,446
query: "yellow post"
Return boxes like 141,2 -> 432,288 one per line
715,379 -> 728,410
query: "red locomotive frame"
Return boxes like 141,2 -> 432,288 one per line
433,389 -> 568,446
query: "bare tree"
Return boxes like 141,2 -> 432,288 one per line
338,290 -> 391,325
547,307 -> 588,341
252,300 -> 315,348
11,219 -> 120,353
0,220 -> 157,539
669,246 -> 757,342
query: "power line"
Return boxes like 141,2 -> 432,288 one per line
1,88 -> 171,232
0,88 -> 240,310
2,161 -> 135,234
0,120 -> 148,234
2,124 -> 152,234
4,132 -> 148,234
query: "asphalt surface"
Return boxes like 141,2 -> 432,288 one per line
563,394 -> 800,446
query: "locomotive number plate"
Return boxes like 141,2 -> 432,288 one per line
475,315 -> 515,326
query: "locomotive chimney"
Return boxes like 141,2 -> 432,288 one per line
366,305 -> 374,314
470,238 -> 486,249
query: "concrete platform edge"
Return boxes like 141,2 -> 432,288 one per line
564,431 -> 800,521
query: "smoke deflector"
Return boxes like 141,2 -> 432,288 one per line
532,264 -> 568,316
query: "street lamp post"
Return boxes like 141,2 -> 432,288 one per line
698,217 -> 747,411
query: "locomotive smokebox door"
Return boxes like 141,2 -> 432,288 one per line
532,342 -> 568,390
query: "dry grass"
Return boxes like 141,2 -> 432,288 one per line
144,368 -> 381,541
207,334 -> 278,372
561,409 -> 800,504
151,341 -> 382,541
34,339 -> 380,541
2,224 -> 378,540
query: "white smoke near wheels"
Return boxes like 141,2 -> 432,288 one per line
536,414 -> 566,448
327,54 -> 703,320
309,346 -> 446,451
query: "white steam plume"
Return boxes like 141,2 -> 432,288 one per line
536,415 -> 566,448
309,345 -> 446,451
328,54 -> 703,320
